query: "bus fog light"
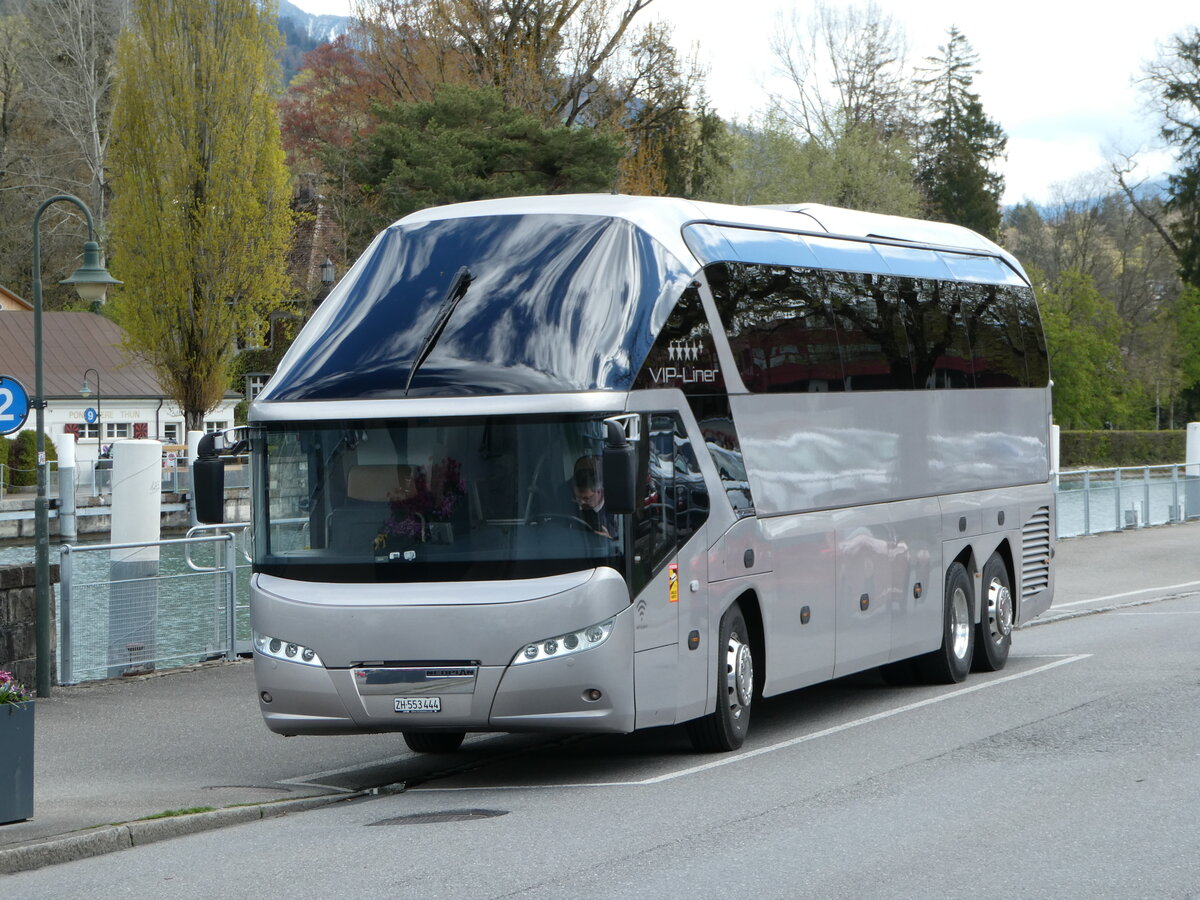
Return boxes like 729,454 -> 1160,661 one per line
512,618 -> 615,665
583,689 -> 602,702
253,631 -> 323,668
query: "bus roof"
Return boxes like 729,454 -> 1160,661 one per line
397,194 -> 1024,278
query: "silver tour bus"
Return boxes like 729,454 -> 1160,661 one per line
194,195 -> 1055,754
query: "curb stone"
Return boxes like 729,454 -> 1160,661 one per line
0,792 -> 359,876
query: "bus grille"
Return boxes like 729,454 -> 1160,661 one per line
1021,506 -> 1052,598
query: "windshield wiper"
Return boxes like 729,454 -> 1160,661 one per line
404,265 -> 474,396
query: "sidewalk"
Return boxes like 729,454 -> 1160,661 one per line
0,659 -> 416,874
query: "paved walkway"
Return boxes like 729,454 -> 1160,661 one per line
0,659 -> 410,874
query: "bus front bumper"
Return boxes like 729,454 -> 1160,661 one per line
253,608 -> 635,736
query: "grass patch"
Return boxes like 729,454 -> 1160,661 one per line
137,806 -> 216,821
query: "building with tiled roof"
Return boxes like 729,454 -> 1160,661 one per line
0,308 -> 239,463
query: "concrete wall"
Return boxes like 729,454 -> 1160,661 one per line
0,564 -> 57,690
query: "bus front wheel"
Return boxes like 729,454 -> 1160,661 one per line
973,553 -> 1013,672
687,602 -> 753,753
917,562 -> 974,684
403,731 -> 466,754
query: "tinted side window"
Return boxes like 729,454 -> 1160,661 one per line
900,279 -> 975,389
963,283 -> 1025,387
707,262 -> 843,392
1014,286 -> 1050,387
825,271 -> 914,391
687,394 -> 755,517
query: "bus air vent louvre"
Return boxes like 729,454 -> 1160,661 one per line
1020,507 -> 1052,598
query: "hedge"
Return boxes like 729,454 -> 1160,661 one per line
1060,430 -> 1186,469
3,430 -> 59,487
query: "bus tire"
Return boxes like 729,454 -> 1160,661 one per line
917,562 -> 974,684
403,731 -> 466,754
687,602 -> 753,753
973,553 -> 1013,672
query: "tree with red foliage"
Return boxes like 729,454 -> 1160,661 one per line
279,35 -> 381,173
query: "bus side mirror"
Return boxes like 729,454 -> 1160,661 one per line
193,432 -> 226,525
603,420 -> 636,515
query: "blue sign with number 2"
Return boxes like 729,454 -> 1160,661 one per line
0,375 -> 31,436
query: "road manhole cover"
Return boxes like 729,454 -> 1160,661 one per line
369,808 -> 508,826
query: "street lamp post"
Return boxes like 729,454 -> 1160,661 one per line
32,195 -> 121,697
79,367 -> 102,460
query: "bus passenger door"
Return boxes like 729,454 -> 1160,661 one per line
674,532 -> 709,723
631,413 -> 711,728
631,416 -> 683,729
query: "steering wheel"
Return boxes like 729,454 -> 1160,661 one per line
532,512 -> 595,532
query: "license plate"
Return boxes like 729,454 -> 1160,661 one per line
394,697 -> 441,713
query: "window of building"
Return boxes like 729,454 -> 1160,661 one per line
162,423 -> 181,444
245,374 -> 269,401
106,422 -> 130,440
204,421 -> 229,433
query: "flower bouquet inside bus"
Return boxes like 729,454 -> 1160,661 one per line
373,457 -> 466,557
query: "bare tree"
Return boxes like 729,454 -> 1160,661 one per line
770,1 -> 912,147
353,0 -> 656,126
19,0 -> 129,237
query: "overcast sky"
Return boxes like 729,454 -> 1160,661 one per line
296,0 -> 1197,206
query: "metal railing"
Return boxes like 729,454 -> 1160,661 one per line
57,525 -> 252,684
1055,464 -> 1200,538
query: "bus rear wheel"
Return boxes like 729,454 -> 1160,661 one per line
403,731 -> 466,754
687,601 -> 753,753
916,562 -> 974,684
973,553 -> 1013,672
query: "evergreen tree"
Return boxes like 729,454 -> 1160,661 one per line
109,0 -> 294,431
1143,27 -> 1200,287
916,27 -> 1006,237
340,84 -> 623,250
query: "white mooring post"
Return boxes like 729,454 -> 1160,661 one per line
108,439 -> 163,677
1186,423 -> 1200,520
1051,424 -> 1060,488
54,432 -> 77,542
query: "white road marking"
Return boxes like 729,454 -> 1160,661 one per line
1112,611 -> 1200,615
1053,581 -> 1200,608
413,653 -> 1092,792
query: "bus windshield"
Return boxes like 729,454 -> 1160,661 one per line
253,416 -> 627,583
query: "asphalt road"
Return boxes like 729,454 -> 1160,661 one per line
8,523 -> 1200,899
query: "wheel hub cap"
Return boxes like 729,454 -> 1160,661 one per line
950,587 -> 970,660
734,642 -> 753,708
989,579 -> 1013,638
726,633 -> 753,713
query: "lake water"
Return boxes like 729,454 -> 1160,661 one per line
0,534 -> 252,684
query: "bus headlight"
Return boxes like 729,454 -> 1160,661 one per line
253,631 -> 323,667
512,618 -> 615,666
